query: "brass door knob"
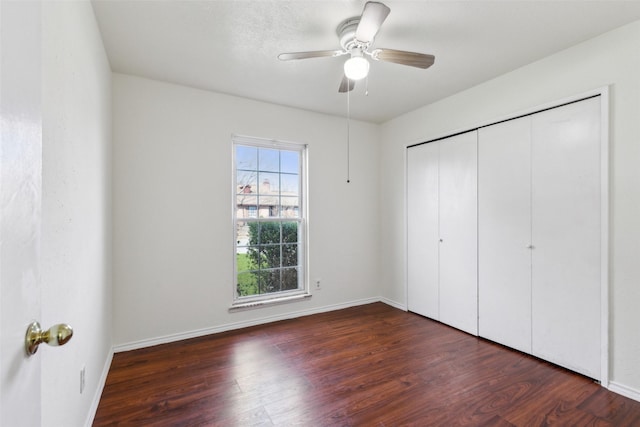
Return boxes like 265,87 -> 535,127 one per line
25,322 -> 73,356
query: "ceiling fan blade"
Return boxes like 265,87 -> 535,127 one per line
338,75 -> 355,93
355,2 -> 390,43
278,50 -> 346,61
371,48 -> 435,69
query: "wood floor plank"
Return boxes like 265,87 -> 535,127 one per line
93,303 -> 640,426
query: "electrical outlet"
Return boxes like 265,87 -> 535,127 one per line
315,278 -> 321,290
80,365 -> 86,394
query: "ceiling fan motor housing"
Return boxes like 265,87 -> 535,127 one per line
337,18 -> 368,51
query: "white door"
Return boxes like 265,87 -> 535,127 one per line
478,117 -> 533,354
531,97 -> 601,379
407,142 -> 439,319
438,131 -> 478,336
1,1 -> 44,425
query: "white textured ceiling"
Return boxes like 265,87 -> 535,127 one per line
91,0 -> 640,123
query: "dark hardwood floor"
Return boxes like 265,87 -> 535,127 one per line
94,303 -> 640,426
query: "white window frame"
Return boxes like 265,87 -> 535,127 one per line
231,135 -> 309,309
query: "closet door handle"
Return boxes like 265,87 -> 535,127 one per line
526,244 -> 534,249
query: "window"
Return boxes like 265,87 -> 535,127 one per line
233,135 -> 307,306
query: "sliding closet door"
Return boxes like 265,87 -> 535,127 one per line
531,97 -> 601,379
478,117 -> 533,354
407,142 -> 440,319
439,132 -> 478,335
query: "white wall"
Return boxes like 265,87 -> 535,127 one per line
42,1 -> 112,426
112,73 -> 380,347
380,20 -> 640,397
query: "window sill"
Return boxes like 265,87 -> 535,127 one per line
229,293 -> 312,312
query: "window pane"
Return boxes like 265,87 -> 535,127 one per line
258,172 -> 280,194
236,196 -> 257,218
259,222 -> 281,245
247,223 -> 260,245
236,251 -> 255,271
236,191 -> 257,207
280,197 -> 299,218
245,245 -> 265,269
258,196 -> 279,218
282,268 -> 298,291
237,271 -> 259,296
282,222 -> 298,243
237,170 -> 257,194
263,270 -> 281,293
259,148 -> 279,172
281,173 -> 299,195
261,245 -> 281,269
282,244 -> 297,267
258,172 -> 279,218
236,221 -> 251,248
280,150 -> 299,174
236,145 -> 257,170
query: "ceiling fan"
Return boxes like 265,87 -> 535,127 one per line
278,1 -> 435,93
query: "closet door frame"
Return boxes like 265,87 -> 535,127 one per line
404,86 -> 609,386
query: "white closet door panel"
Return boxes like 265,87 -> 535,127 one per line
407,143 -> 440,319
439,131 -> 478,335
478,117 -> 533,354
531,97 -> 601,379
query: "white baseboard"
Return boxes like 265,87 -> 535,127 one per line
113,296 -> 385,353
609,381 -> 640,403
379,296 -> 407,311
85,348 -> 114,427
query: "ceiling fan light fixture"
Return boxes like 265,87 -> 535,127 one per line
344,53 -> 370,81
278,2 -> 435,93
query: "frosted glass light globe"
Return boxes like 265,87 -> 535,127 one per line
344,56 -> 370,81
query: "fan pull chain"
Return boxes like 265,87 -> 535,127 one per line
346,84 -> 351,183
